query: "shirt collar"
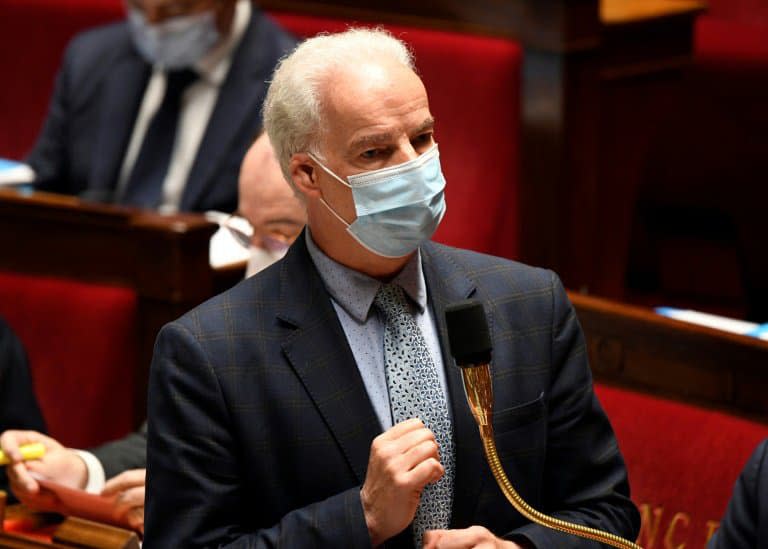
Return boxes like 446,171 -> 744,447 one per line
305,229 -> 428,323
193,0 -> 250,85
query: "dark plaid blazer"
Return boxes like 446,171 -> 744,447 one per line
144,232 -> 640,548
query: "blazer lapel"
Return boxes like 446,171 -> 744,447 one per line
89,52 -> 149,195
421,242 -> 489,528
181,11 -> 267,211
277,233 -> 382,484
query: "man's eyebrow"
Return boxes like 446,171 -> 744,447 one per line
412,117 -> 435,135
349,132 -> 395,151
349,117 -> 436,151
266,218 -> 305,227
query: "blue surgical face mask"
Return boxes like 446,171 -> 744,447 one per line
127,7 -> 220,69
309,144 -> 447,258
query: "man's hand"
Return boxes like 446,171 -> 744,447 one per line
423,526 -> 524,548
103,468 -> 146,533
361,418 -> 444,546
0,430 -> 88,512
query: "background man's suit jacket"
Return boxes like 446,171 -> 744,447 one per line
28,9 -> 296,213
144,233 -> 640,548
709,438 -> 768,548
91,422 -> 147,479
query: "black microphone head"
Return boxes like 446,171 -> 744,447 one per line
445,300 -> 492,366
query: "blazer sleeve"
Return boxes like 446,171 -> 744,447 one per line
89,422 -> 147,479
508,273 -> 641,547
707,439 -> 767,549
143,321 -> 371,549
26,40 -> 75,193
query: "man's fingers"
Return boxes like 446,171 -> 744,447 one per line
406,457 -> 444,488
402,438 -> 441,471
0,430 -> 50,462
114,485 -> 145,509
395,425 -> 437,451
102,469 -> 146,496
379,417 -> 425,441
422,526 -> 500,549
423,529 -> 446,548
126,506 -> 144,534
9,462 -> 39,493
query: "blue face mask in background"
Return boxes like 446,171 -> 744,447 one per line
310,144 -> 447,258
127,7 -> 220,69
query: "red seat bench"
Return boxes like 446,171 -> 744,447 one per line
596,383 -> 768,547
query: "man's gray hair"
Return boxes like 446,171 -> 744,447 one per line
263,27 -> 415,184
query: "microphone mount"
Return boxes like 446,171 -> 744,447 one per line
445,300 -> 642,549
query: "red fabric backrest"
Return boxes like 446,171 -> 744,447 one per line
694,0 -> 768,67
596,383 -> 768,548
0,0 -> 125,161
269,12 -> 522,258
0,271 -> 138,448
704,0 -> 768,25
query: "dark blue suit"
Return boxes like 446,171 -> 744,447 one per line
27,9 -> 296,213
144,234 -> 640,547
709,439 -> 768,548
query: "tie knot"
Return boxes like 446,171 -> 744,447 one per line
165,69 -> 198,96
374,283 -> 409,319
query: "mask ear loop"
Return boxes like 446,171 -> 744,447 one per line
306,152 -> 356,227
307,153 -> 352,188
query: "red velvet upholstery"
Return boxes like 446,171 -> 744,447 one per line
0,271 -> 137,448
596,383 -> 768,547
0,0 -> 125,161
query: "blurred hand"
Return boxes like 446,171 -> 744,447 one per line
423,526 -> 523,549
102,468 -> 146,533
360,418 -> 444,546
0,430 -> 87,512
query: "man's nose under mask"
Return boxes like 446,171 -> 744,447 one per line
309,143 -> 447,258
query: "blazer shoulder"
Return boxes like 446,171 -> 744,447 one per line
250,9 -> 299,56
425,241 -> 556,293
62,22 -> 134,78
173,263 -> 282,337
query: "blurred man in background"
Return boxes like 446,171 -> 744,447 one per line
29,0 -> 296,213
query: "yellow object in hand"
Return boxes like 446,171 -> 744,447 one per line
0,442 -> 46,465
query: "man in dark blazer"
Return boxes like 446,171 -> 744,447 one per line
708,439 -> 768,548
28,0 -> 296,213
144,28 -> 640,548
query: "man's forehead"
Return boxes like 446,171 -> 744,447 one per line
319,61 -> 431,139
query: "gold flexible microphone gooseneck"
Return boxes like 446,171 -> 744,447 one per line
444,300 -> 642,549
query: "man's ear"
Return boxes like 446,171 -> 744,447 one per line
290,153 -> 322,198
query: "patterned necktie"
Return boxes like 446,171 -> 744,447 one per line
121,69 -> 198,208
374,283 -> 454,547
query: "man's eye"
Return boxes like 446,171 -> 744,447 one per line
413,133 -> 433,146
361,149 -> 379,159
